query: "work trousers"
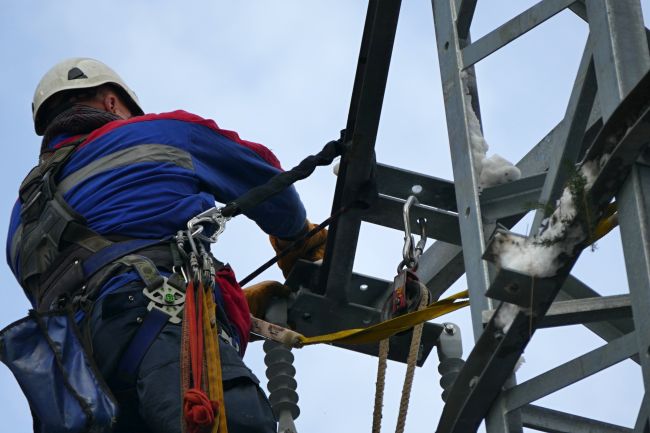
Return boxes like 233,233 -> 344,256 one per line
90,281 -> 276,433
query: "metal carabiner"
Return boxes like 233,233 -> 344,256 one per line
186,206 -> 230,243
400,195 -> 427,271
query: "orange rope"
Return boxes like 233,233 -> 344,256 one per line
183,280 -> 219,433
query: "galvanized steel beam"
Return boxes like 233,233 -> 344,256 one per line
529,40 -> 597,233
482,294 -> 632,329
432,0 -> 493,341
521,405 -> 633,433
461,0 -> 577,69
586,1 -> 650,407
319,0 -> 402,302
502,331 -> 638,411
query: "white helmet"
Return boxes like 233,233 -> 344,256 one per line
32,57 -> 144,135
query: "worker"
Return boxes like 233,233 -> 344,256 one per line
3,57 -> 327,433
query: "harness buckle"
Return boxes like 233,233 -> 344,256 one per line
142,276 -> 186,324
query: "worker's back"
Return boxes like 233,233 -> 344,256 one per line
7,110 -> 306,280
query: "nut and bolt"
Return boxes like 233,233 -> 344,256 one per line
444,323 -> 455,335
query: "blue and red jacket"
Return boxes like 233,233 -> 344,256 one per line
6,110 -> 307,352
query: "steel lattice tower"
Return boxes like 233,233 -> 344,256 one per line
263,1 -> 650,432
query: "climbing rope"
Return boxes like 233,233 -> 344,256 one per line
372,339 -> 389,433
395,284 -> 429,433
372,282 -> 429,433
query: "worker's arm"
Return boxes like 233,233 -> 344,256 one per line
187,121 -> 306,239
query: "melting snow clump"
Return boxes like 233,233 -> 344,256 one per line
494,302 -> 520,333
491,156 -> 606,277
461,72 -> 521,190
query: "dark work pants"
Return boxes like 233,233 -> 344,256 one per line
90,282 -> 276,433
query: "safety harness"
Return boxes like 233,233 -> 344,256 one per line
13,137 -> 241,431
16,138 -> 166,311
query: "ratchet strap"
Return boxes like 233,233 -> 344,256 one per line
251,289 -> 469,348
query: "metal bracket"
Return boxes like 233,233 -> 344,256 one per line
143,277 -> 186,324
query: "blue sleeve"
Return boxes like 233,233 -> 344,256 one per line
187,125 -> 307,238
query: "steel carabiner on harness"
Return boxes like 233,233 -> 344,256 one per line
400,195 -> 427,272
186,206 -> 231,244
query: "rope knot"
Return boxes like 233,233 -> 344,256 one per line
184,388 -> 219,433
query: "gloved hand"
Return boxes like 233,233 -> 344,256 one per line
269,220 -> 327,278
244,280 -> 291,318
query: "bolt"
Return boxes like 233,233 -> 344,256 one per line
444,323 -> 455,335
80,285 -> 87,293
128,295 -> 135,302
302,312 -> 312,321
411,184 -> 423,195
136,317 -> 143,324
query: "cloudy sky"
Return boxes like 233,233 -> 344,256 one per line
1,1 -> 648,432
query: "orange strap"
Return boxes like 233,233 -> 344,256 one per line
183,280 -> 220,433
203,283 -> 228,433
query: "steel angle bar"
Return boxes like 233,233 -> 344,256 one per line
521,405 -> 633,433
530,39 -> 597,233
586,0 -> 650,122
556,276 -> 635,347
619,164 -> 650,386
375,163 -> 545,233
502,331 -> 637,411
586,0 -> 650,402
538,294 -> 630,328
482,287 -> 635,337
481,294 -> 632,328
415,241 -> 464,300
376,163 -> 457,212
362,194 -> 461,245
461,0 -> 577,69
455,0 -> 478,40
583,72 -> 650,212
634,394 -> 650,433
319,0 -> 402,301
433,0 -> 493,340
483,259 -> 559,307
435,273 -> 563,433
480,173 -> 546,221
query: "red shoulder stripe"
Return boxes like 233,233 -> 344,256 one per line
53,134 -> 86,149
78,110 -> 282,169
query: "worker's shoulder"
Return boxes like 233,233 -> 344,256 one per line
81,110 -> 232,147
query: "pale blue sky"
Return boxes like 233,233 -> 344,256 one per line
1,2 -> 648,432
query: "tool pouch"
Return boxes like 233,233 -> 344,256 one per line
0,310 -> 117,433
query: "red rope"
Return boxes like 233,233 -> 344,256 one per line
183,280 -> 218,433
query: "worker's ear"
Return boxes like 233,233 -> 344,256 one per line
102,93 -> 118,114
